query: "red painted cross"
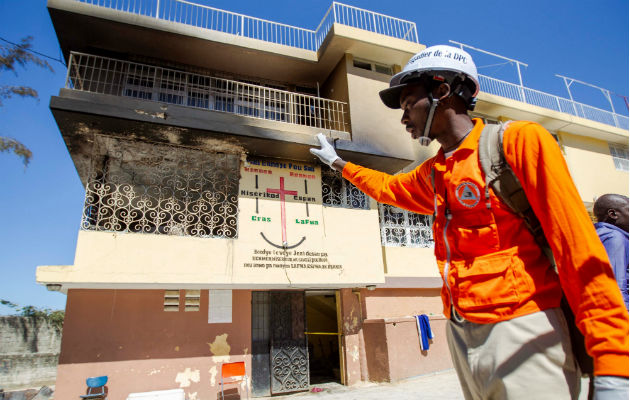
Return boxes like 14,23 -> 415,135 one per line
267,177 -> 297,245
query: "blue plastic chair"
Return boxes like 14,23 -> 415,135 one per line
80,376 -> 108,399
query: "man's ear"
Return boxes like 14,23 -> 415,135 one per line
435,82 -> 451,101
607,208 -> 618,221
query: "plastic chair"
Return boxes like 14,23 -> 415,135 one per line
80,376 -> 108,399
220,362 -> 249,400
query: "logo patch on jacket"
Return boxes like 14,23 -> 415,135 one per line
455,182 -> 481,208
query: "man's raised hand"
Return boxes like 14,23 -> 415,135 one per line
310,133 -> 341,169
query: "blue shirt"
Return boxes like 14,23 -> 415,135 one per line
595,222 -> 629,310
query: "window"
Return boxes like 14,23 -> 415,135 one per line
236,84 -> 261,117
156,70 -> 186,105
374,64 -> 393,75
82,136 -> 240,238
609,143 -> 629,172
469,114 -> 500,125
379,204 -> 433,248
263,90 -> 288,122
352,58 -> 393,75
208,290 -> 232,323
321,169 -> 370,209
352,59 -> 372,71
164,290 -> 180,312
213,82 -> 235,113
123,64 -> 155,100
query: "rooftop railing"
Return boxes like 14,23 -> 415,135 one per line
65,52 -> 349,132
479,74 -> 629,130
73,0 -> 419,50
69,1 -> 626,130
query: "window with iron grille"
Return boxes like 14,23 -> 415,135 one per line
82,136 -> 240,238
321,169 -> 370,209
609,143 -> 629,172
378,203 -> 433,248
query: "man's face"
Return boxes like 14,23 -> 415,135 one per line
399,84 -> 434,141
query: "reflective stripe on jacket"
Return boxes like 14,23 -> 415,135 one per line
342,118 -> 629,377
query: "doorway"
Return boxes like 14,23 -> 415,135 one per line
305,291 -> 342,385
251,291 -> 309,397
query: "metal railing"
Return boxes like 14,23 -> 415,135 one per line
65,52 -> 349,132
68,1 -> 625,130
330,3 -> 418,42
74,0 -> 419,51
479,74 -> 629,130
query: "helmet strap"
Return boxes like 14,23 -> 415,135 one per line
420,94 -> 440,146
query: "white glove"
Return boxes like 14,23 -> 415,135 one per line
310,133 -> 341,168
593,376 -> 629,400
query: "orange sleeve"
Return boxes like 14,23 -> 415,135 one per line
342,161 -> 435,215
503,121 -> 629,377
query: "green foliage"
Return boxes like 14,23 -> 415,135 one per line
0,36 -> 54,167
1,299 -> 65,330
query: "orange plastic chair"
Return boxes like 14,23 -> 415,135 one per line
220,361 -> 250,400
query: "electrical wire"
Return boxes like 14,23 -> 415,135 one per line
0,36 -> 65,67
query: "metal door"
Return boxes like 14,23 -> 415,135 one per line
251,292 -> 271,397
270,291 -> 309,394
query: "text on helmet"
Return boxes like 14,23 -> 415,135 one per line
407,49 -> 468,66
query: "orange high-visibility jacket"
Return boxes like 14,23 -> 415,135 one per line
342,118 -> 629,377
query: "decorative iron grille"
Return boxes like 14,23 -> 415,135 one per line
321,169 -> 369,209
378,204 -> 433,248
82,136 -> 240,238
271,342 -> 309,393
270,292 -> 308,394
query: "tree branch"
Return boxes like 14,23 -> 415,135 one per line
0,136 -> 33,166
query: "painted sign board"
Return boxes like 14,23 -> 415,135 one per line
232,157 -> 384,286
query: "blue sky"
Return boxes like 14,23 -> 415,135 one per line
0,0 -> 628,313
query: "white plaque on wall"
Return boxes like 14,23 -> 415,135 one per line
208,289 -> 232,323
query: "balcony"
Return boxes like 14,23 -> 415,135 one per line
65,52 -> 349,132
49,0 -> 423,85
71,0 -> 419,51
51,1 -> 627,132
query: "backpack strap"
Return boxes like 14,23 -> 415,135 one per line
429,167 -> 437,218
478,122 -> 556,268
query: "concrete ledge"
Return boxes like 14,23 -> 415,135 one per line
50,90 -> 416,180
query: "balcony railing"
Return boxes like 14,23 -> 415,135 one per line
65,52 -> 349,132
73,0 -> 419,51
479,74 -> 629,130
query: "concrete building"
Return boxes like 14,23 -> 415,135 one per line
37,1 -> 628,399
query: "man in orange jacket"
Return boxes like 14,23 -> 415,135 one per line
311,45 -> 628,399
